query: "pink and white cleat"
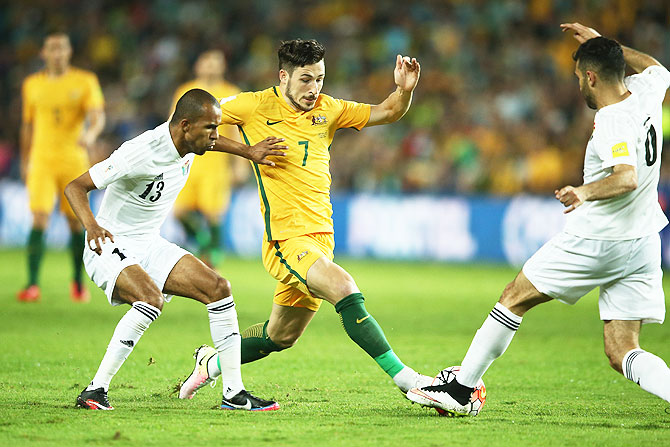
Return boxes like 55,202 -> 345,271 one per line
179,345 -> 217,399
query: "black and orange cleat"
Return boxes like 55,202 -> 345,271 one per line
76,387 -> 114,410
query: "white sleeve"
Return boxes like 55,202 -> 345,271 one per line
624,65 -> 670,102
593,114 -> 638,169
88,142 -> 136,189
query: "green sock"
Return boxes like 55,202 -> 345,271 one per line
27,228 -> 44,286
203,221 -> 223,265
217,321 -> 285,369
70,231 -> 85,285
179,212 -> 200,240
335,293 -> 406,378
208,221 -> 221,250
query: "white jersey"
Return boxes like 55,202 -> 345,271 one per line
89,122 -> 194,237
564,65 -> 670,240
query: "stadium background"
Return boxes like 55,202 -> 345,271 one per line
1,0 -> 669,264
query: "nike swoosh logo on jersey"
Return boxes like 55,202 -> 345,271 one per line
266,120 -> 283,125
356,315 -> 370,324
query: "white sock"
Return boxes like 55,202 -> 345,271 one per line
87,302 -> 161,391
622,349 -> 670,402
458,303 -> 522,388
392,366 -> 427,392
206,354 -> 221,379
207,297 -> 243,397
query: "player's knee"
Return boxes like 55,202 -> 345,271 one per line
270,331 -> 299,349
139,292 -> 164,311
211,276 -> 232,301
604,346 -> 624,374
498,280 -> 522,308
325,272 -> 358,303
266,324 -> 300,349
499,276 -> 547,316
603,336 -> 630,375
336,279 -> 358,301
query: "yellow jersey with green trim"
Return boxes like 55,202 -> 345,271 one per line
22,68 -> 104,162
219,86 -> 370,241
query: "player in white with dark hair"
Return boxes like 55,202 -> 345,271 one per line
408,23 -> 670,416
64,88 -> 286,411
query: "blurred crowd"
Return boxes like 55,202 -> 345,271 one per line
2,0 -> 670,195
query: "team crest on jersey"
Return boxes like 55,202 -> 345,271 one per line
297,250 -> 309,261
312,115 -> 327,126
182,159 -> 191,176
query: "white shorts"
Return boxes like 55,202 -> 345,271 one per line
522,232 -> 665,324
83,233 -> 190,306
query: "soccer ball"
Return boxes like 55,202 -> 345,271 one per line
432,366 -> 486,417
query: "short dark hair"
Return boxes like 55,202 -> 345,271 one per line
573,36 -> 625,82
170,88 -> 220,125
278,39 -> 325,73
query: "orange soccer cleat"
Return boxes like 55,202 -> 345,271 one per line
17,285 -> 41,302
70,282 -> 91,303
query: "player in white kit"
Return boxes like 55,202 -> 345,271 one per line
64,89 -> 286,411
407,23 -> 670,416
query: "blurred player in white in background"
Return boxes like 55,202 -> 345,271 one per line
172,50 -> 247,267
408,22 -> 670,416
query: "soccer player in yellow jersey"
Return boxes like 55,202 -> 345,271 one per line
171,50 -> 247,267
179,39 -> 432,398
18,32 -> 105,302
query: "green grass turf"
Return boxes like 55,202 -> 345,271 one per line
1,249 -> 669,446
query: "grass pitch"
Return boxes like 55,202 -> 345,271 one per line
0,249 -> 669,446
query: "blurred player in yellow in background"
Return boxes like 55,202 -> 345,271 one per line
171,50 -> 247,268
18,32 -> 105,302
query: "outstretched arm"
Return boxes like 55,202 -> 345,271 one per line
211,135 -> 287,166
560,22 -> 664,73
367,55 -> 421,127
554,164 -> 637,214
64,172 -> 115,255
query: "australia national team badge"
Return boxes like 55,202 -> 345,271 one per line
182,159 -> 191,176
311,115 -> 327,126
297,250 -> 309,261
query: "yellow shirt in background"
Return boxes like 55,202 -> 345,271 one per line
22,68 -> 104,162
